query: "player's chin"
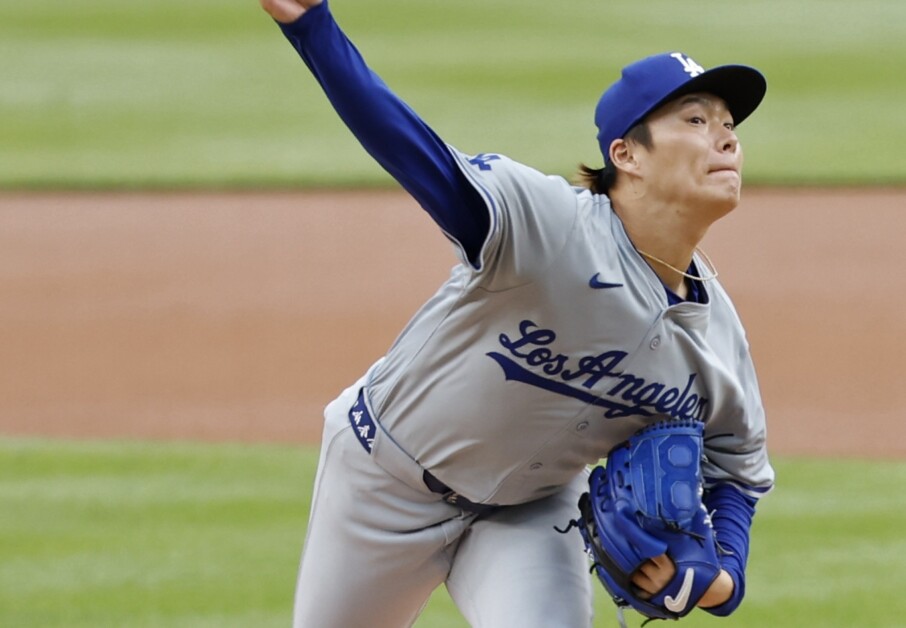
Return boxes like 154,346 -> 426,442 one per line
704,178 -> 743,214
691,191 -> 739,223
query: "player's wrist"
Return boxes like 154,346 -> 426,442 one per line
261,0 -> 317,24
697,569 -> 734,609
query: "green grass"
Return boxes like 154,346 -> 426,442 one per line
0,438 -> 313,627
2,0 -> 905,188
2,437 -> 905,626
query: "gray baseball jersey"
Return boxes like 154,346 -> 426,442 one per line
364,148 -> 772,506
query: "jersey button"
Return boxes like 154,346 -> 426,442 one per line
529,462 -> 543,471
649,335 -> 661,350
576,421 -> 589,432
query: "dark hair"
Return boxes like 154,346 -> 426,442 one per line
575,122 -> 653,195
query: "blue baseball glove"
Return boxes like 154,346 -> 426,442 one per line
563,420 -> 723,624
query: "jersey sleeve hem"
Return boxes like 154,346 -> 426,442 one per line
703,476 -> 774,501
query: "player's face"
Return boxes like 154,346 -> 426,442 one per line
635,93 -> 744,217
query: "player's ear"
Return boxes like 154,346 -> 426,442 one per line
608,138 -> 640,176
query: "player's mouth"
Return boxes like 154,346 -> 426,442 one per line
707,167 -> 740,178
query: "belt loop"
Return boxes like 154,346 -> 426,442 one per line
423,469 -> 499,515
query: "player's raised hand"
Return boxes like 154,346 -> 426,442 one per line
259,0 -> 322,24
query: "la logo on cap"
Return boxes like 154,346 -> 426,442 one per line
670,53 -> 705,77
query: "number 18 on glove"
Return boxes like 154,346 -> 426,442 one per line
563,420 -> 724,625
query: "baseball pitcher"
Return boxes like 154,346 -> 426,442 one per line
258,1 -> 775,626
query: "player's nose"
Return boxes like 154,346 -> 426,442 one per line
716,129 -> 738,154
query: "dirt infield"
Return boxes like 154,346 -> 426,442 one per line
1,188 -> 904,458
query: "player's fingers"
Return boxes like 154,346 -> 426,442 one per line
650,553 -> 676,575
634,556 -> 675,593
638,556 -> 668,578
631,570 -> 656,598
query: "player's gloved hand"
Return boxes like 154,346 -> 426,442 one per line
632,554 -> 734,608
559,420 -> 726,624
260,0 -> 323,24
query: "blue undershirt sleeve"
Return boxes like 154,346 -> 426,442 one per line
276,1 -> 489,265
701,483 -> 758,616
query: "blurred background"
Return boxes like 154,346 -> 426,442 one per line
3,0 -> 905,187
2,1 -> 905,626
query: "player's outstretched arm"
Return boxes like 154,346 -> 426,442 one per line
260,0 -> 322,24
259,0 -> 489,265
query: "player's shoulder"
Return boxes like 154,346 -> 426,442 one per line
450,147 -> 573,195
708,279 -> 740,318
706,278 -> 754,344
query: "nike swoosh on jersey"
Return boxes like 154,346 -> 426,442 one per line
664,568 -> 695,614
588,273 -> 623,289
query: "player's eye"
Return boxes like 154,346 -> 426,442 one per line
724,121 -> 736,131
688,116 -> 705,125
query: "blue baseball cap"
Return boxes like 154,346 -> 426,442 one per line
595,52 -> 766,162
